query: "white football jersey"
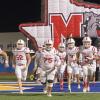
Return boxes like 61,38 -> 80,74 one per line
79,46 -> 97,64
57,51 -> 66,64
40,49 -> 60,71
66,47 -> 79,63
13,47 -> 30,65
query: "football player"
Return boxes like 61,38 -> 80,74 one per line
79,34 -> 97,92
66,36 -> 80,92
57,43 -> 66,90
12,39 -> 31,94
39,39 -> 61,97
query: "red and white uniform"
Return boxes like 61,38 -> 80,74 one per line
13,47 -> 30,80
79,46 -> 97,76
66,47 -> 79,74
57,51 -> 66,74
40,49 -> 61,83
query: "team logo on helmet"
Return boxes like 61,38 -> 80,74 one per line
82,33 -> 92,48
17,39 -> 25,45
67,34 -> 75,49
45,39 -> 53,51
67,34 -> 75,44
16,39 -> 25,49
82,33 -> 92,42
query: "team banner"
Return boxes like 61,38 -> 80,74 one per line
19,0 -> 100,48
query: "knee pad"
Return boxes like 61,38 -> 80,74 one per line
47,82 -> 53,87
47,80 -> 53,87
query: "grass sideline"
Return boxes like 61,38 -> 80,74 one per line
0,74 -> 100,100
0,74 -> 33,81
0,93 -> 100,100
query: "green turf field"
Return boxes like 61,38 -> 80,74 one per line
0,74 -> 31,81
0,93 -> 100,100
0,75 -> 100,100
0,75 -> 16,81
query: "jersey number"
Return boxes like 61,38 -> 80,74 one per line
16,55 -> 23,60
44,58 -> 53,63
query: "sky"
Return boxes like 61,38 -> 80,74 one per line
0,0 -> 41,32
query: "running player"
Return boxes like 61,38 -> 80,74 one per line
66,36 -> 80,92
12,39 -> 31,94
40,39 -> 61,97
79,34 -> 97,92
57,43 -> 66,90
